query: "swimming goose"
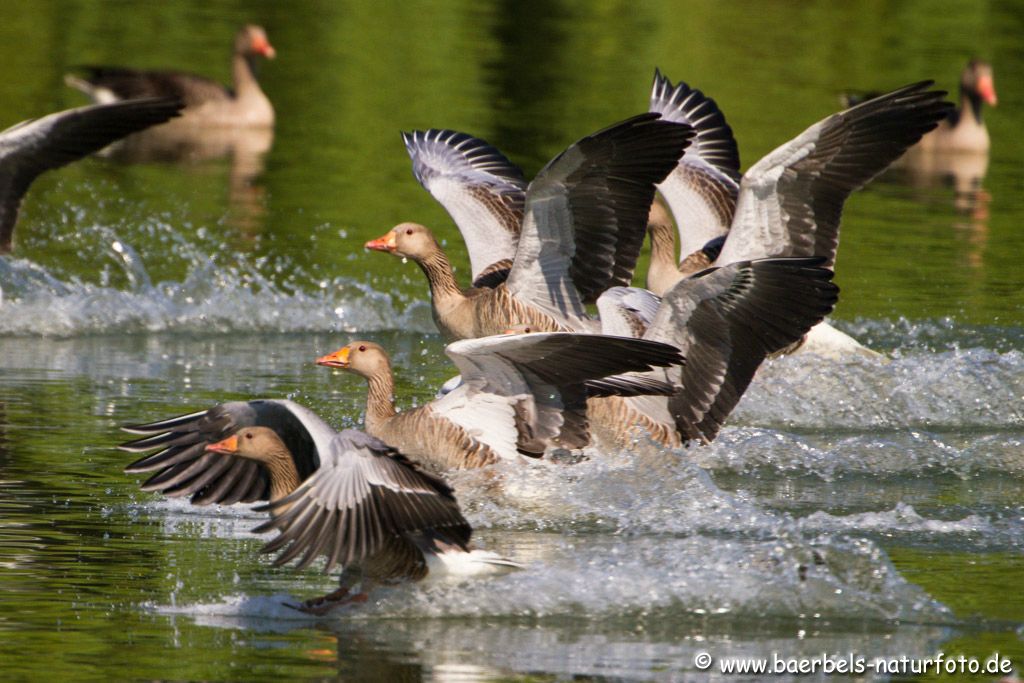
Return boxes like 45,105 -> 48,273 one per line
316,332 -> 684,470
647,73 -> 952,293
122,409 -> 514,615
591,257 -> 840,448
366,114 -> 693,340
915,59 -> 996,154
0,98 -> 183,252
66,25 -> 275,128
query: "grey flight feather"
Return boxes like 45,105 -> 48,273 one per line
403,129 -> 527,281
717,81 -> 952,269
254,429 -> 471,573
119,399 -> 326,505
506,113 -> 695,326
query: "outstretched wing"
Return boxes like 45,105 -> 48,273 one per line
0,98 -> 182,250
255,429 -> 471,573
644,258 -> 839,443
119,399 -> 328,505
404,129 -> 527,282
444,331 -> 683,454
717,82 -> 952,269
506,113 -> 693,325
649,69 -> 741,259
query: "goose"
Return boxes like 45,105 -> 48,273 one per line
316,332 -> 684,471
121,403 -> 518,615
66,25 -> 275,128
0,98 -> 183,252
365,113 -> 693,341
914,59 -> 996,154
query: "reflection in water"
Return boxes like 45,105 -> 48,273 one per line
889,149 -> 991,269
104,122 -> 274,237
0,401 -> 8,468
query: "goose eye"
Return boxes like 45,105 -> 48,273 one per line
405,229 -> 413,235
358,345 -> 366,352
245,432 -> 253,440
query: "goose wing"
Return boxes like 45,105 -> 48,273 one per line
404,129 -> 527,283
120,399 -> 328,505
0,98 -> 182,250
254,429 -> 471,573
643,258 -> 839,443
649,69 -> 741,259
716,82 -> 952,269
443,332 -> 683,455
505,113 -> 693,324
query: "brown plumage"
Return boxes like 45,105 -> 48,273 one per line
121,404 -> 511,615
220,426 -> 514,613
370,115 -> 694,340
366,223 -> 566,342
317,334 -> 686,467
318,340 -> 509,470
645,213 -> 721,296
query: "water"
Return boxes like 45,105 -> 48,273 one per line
2,0 -> 1023,680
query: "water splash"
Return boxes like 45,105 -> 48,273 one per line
0,242 -> 433,337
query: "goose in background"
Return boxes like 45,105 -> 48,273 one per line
121,403 -> 518,615
366,114 -> 693,340
316,332 -> 684,470
0,98 -> 183,252
845,59 -> 995,155
66,24 -> 275,128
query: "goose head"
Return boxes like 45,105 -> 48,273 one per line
317,341 -> 392,380
237,25 -> 276,60
206,426 -> 288,464
964,59 -> 996,107
364,222 -> 440,263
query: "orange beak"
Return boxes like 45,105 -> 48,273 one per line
252,35 -> 276,59
316,346 -> 351,369
977,74 -> 997,106
206,434 -> 239,454
364,231 -> 397,253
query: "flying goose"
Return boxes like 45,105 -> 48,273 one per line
121,404 -> 517,615
66,25 -> 275,128
316,332 -> 684,470
0,97 -> 183,252
366,113 -> 693,341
